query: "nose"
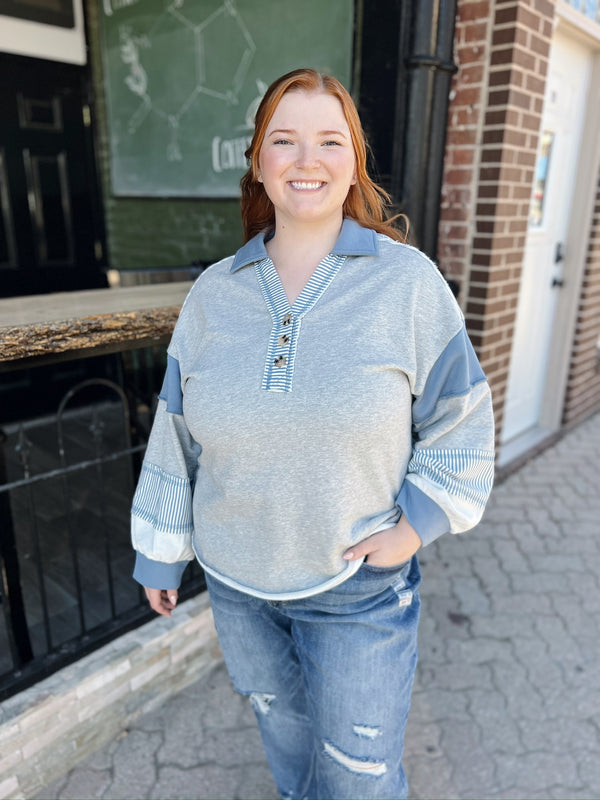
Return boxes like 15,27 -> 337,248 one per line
295,144 -> 320,169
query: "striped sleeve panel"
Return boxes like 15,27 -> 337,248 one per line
408,448 -> 495,511
131,461 -> 194,534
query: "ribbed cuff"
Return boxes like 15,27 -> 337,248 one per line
133,551 -> 191,590
396,479 -> 450,547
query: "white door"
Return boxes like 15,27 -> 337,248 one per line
502,30 -> 592,445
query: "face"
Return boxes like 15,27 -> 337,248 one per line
257,89 -> 357,229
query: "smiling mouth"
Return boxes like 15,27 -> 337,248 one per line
289,181 -> 326,191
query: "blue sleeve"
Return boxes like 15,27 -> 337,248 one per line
396,326 -> 495,546
131,354 -> 201,587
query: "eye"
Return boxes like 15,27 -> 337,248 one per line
323,140 -> 342,147
273,139 -> 292,145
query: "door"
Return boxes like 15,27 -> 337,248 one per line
0,52 -> 106,297
501,30 -> 592,445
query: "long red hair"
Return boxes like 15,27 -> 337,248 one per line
240,68 -> 407,243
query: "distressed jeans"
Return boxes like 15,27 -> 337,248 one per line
204,556 -> 421,800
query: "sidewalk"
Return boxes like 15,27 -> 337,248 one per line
36,412 -> 600,800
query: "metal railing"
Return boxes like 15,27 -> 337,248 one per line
0,353 -> 205,700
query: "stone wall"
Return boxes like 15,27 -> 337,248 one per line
0,595 -> 219,800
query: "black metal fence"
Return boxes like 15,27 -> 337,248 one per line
0,347 -> 205,701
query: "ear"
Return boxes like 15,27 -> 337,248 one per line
350,173 -> 357,186
256,169 -> 263,183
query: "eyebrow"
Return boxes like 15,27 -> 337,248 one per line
267,128 -> 349,139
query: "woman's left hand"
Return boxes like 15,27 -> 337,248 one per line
343,517 -> 422,567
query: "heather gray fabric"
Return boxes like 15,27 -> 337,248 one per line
132,221 -> 494,599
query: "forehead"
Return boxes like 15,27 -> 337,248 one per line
268,90 -> 349,128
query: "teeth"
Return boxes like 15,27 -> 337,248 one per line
290,181 -> 324,190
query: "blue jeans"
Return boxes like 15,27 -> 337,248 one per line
205,556 -> 421,800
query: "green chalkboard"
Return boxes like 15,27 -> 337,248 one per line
101,0 -> 354,198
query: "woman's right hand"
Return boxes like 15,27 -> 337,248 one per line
144,586 -> 178,617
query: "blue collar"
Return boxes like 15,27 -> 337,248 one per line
230,218 -> 379,273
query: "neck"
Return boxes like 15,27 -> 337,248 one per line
267,214 -> 344,262
265,214 -> 345,306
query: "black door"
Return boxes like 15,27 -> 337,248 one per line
0,53 -> 107,297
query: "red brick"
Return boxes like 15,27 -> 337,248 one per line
457,45 -> 488,65
446,168 -> 475,185
510,88 -> 535,110
533,0 -> 555,18
446,127 -> 479,146
517,5 -> 544,31
512,48 -> 536,71
490,47 -> 516,67
458,0 -> 491,22
452,148 -> 477,166
521,111 -> 542,131
492,26 -> 518,46
525,73 -> 546,95
488,68 -> 513,87
454,85 -> 484,106
495,5 -> 519,25
488,88 -> 511,107
460,64 -> 486,84
529,32 -> 551,57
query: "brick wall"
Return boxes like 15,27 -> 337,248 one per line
438,0 -> 555,434
437,0 -> 493,290
563,168 -> 600,425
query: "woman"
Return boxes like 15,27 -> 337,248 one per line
132,68 -> 495,799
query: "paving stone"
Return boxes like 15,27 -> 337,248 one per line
420,661 -> 494,693
438,719 -> 496,796
494,752 -> 581,793
405,755 -> 459,800
466,688 -> 523,755
103,729 -> 161,799
150,764 -> 240,800
198,725 -> 268,769
233,763 -> 279,800
408,687 -> 470,724
451,575 -> 492,616
517,717 -> 598,754
446,636 -> 513,666
52,768 -> 111,800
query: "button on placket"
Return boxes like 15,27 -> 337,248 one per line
274,314 -> 292,368
256,254 -> 346,392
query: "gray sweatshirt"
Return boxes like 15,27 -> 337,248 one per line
132,219 -> 495,600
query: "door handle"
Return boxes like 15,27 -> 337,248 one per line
555,242 -> 565,263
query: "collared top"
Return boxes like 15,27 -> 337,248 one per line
131,220 -> 495,600
230,217 -> 379,272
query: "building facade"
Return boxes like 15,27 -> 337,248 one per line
2,0 -> 598,468
437,0 -> 600,465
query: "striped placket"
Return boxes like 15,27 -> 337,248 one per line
255,253 -> 347,392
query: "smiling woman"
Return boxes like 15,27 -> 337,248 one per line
252,91 -> 358,303
257,92 -> 356,238
131,68 -> 495,800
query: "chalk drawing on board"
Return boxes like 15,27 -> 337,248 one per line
118,0 -> 256,162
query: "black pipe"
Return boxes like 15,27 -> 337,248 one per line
392,0 -> 458,260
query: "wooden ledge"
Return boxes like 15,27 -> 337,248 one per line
0,283 -> 193,367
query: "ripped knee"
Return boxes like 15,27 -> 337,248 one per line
249,691 -> 276,715
323,740 -> 387,777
